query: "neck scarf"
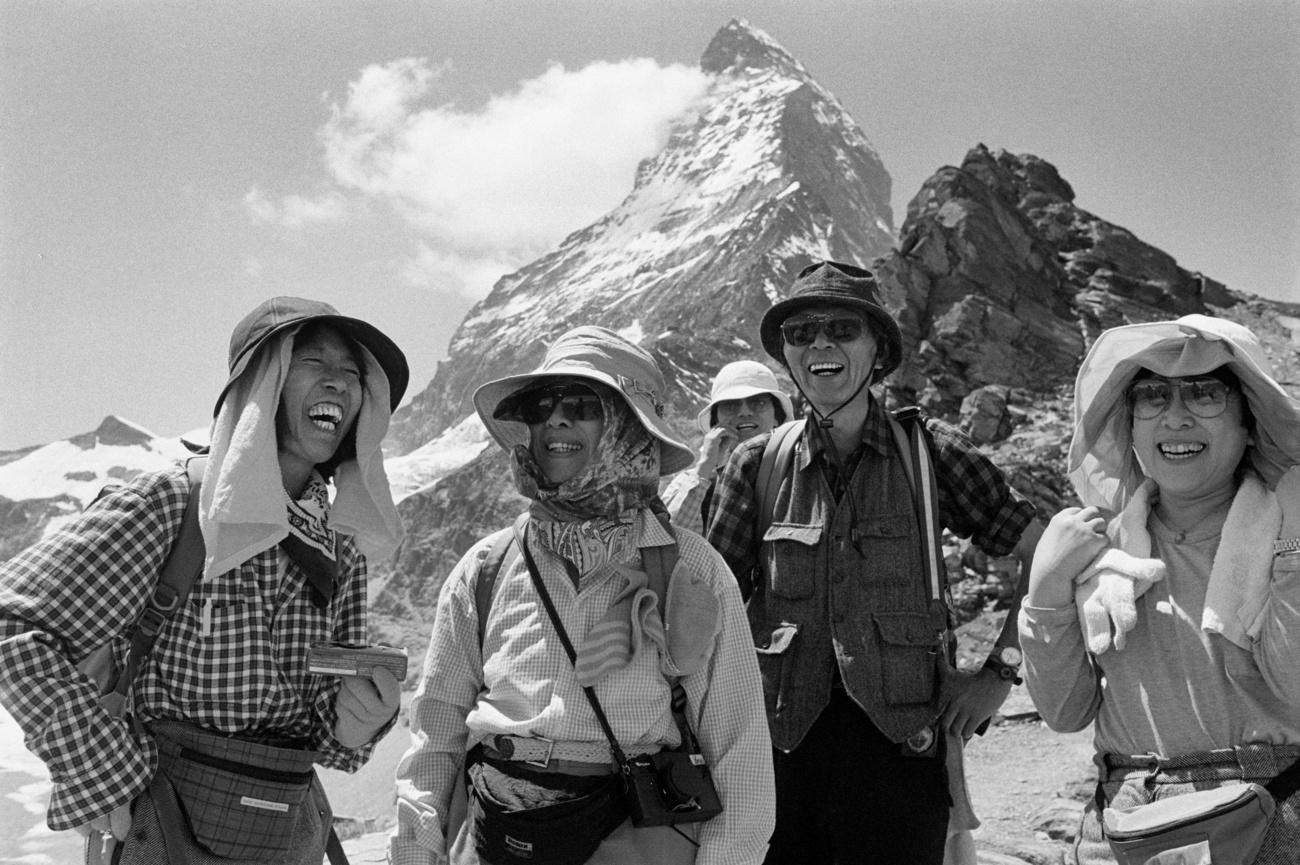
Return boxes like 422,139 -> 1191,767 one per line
281,472 -> 338,607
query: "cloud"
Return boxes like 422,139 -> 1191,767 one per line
243,186 -> 347,228
318,55 -> 712,299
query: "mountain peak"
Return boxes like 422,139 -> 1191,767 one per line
68,415 -> 157,450
701,19 -> 807,78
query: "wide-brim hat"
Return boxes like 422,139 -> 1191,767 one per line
696,360 -> 795,432
473,326 -> 694,476
759,260 -> 903,380
215,296 -> 409,415
1069,313 -> 1300,512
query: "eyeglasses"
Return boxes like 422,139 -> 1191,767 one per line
779,314 -> 866,347
495,384 -> 604,424
1127,377 -> 1233,420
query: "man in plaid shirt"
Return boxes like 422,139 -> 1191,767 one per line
706,262 -> 1043,865
0,297 -> 410,863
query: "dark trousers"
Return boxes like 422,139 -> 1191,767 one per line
764,688 -> 949,865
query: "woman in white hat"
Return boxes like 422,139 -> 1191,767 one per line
1020,314 -> 1300,863
392,326 -> 774,865
662,361 -> 794,535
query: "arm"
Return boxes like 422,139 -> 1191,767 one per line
662,472 -> 708,536
0,472 -> 184,830
1254,467 -> 1300,704
390,545 -> 488,865
678,540 -> 774,865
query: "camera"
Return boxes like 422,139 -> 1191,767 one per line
306,643 -> 408,682
623,750 -> 723,827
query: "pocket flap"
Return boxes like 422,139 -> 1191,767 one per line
762,524 -> 822,546
755,623 -> 799,655
873,613 -> 940,647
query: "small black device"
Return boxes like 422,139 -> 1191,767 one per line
623,750 -> 723,827
306,643 -> 408,682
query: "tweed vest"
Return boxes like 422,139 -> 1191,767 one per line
747,431 -> 949,751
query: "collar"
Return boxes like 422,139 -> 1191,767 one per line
798,395 -> 893,468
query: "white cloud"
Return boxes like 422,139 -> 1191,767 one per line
243,186 -> 347,228
318,55 -> 712,299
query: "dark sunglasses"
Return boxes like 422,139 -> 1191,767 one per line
779,314 -> 866,347
495,384 -> 604,424
1127,377 -> 1232,420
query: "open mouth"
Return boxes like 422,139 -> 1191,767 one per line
308,402 -> 343,432
808,362 -> 843,377
735,422 -> 758,433
1158,442 -> 1205,460
546,441 -> 583,454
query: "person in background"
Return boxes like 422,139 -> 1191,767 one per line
707,261 -> 1042,865
0,297 -> 409,864
662,360 -> 793,535
391,326 -> 774,865
1021,315 -> 1300,863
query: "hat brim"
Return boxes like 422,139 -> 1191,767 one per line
760,296 -> 903,378
215,314 -> 409,416
474,369 -> 694,477
696,385 -> 796,432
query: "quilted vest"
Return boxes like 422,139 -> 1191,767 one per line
747,431 -> 949,750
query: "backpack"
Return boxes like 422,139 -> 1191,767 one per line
753,407 -> 951,629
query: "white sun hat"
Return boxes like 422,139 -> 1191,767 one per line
695,360 -> 794,432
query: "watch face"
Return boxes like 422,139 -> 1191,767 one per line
996,646 -> 1023,667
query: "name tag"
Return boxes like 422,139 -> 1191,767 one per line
240,796 -> 290,813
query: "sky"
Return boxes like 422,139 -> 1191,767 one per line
2,0 -> 1297,450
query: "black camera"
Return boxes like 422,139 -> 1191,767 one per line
623,751 -> 723,827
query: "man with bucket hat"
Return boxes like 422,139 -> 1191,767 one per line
706,261 -> 1042,864
663,360 -> 794,535
0,296 -> 409,864
392,326 -> 773,865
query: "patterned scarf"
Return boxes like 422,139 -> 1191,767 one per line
280,471 -> 338,608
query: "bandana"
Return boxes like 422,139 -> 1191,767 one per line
281,472 -> 338,607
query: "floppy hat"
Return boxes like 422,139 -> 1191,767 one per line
696,360 -> 795,432
759,260 -> 903,379
473,326 -> 694,476
215,296 -> 410,415
1069,314 -> 1300,512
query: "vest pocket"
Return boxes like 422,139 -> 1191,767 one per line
762,524 -> 822,599
753,622 -> 800,715
873,613 -> 938,706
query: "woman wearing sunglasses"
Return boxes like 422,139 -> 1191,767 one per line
391,326 -> 774,865
1021,315 -> 1300,862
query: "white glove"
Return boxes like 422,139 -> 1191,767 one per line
74,801 -> 132,850
1074,549 -> 1166,653
333,665 -> 401,748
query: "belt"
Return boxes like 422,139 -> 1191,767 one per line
486,734 -> 659,768
1101,743 -> 1300,783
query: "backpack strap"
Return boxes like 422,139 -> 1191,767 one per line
475,514 -> 528,648
101,456 -> 207,720
886,408 -> 945,610
755,420 -> 804,544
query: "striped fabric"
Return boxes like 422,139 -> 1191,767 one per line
573,563 -> 666,686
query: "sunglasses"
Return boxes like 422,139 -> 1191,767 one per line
496,384 -> 604,424
779,314 -> 866,347
1127,377 -> 1233,420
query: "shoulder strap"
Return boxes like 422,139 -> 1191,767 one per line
102,457 -> 207,719
475,514 -> 527,648
887,408 -> 946,612
756,419 -> 804,542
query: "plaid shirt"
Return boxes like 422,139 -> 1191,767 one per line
391,512 -> 774,865
0,464 -> 376,831
707,399 -> 1036,592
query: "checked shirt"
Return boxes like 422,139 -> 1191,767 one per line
0,464 -> 377,831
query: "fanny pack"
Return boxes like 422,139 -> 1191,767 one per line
468,752 -> 627,865
1102,783 -> 1273,865
152,722 -> 319,861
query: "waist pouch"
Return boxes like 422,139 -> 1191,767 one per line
1102,783 -> 1273,865
469,752 -> 628,865
152,721 -> 320,861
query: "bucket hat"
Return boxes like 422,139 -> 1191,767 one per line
1070,313 -> 1300,512
473,326 -> 694,476
760,261 -> 903,380
696,360 -> 794,432
215,296 -> 409,415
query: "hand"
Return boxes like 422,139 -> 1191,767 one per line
334,665 -> 401,748
1027,506 -> 1110,608
1276,466 -> 1300,537
72,802 -> 132,841
939,667 -> 1012,740
697,427 -> 738,477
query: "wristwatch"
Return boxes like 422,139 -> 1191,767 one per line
983,645 -> 1023,685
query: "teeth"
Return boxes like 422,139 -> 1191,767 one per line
547,442 -> 581,453
309,402 -> 343,432
809,362 -> 842,376
1159,442 -> 1205,459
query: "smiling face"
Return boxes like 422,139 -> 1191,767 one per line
523,379 -> 606,486
1129,372 -> 1250,503
781,304 -> 879,414
714,394 -> 779,442
276,324 -> 364,492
